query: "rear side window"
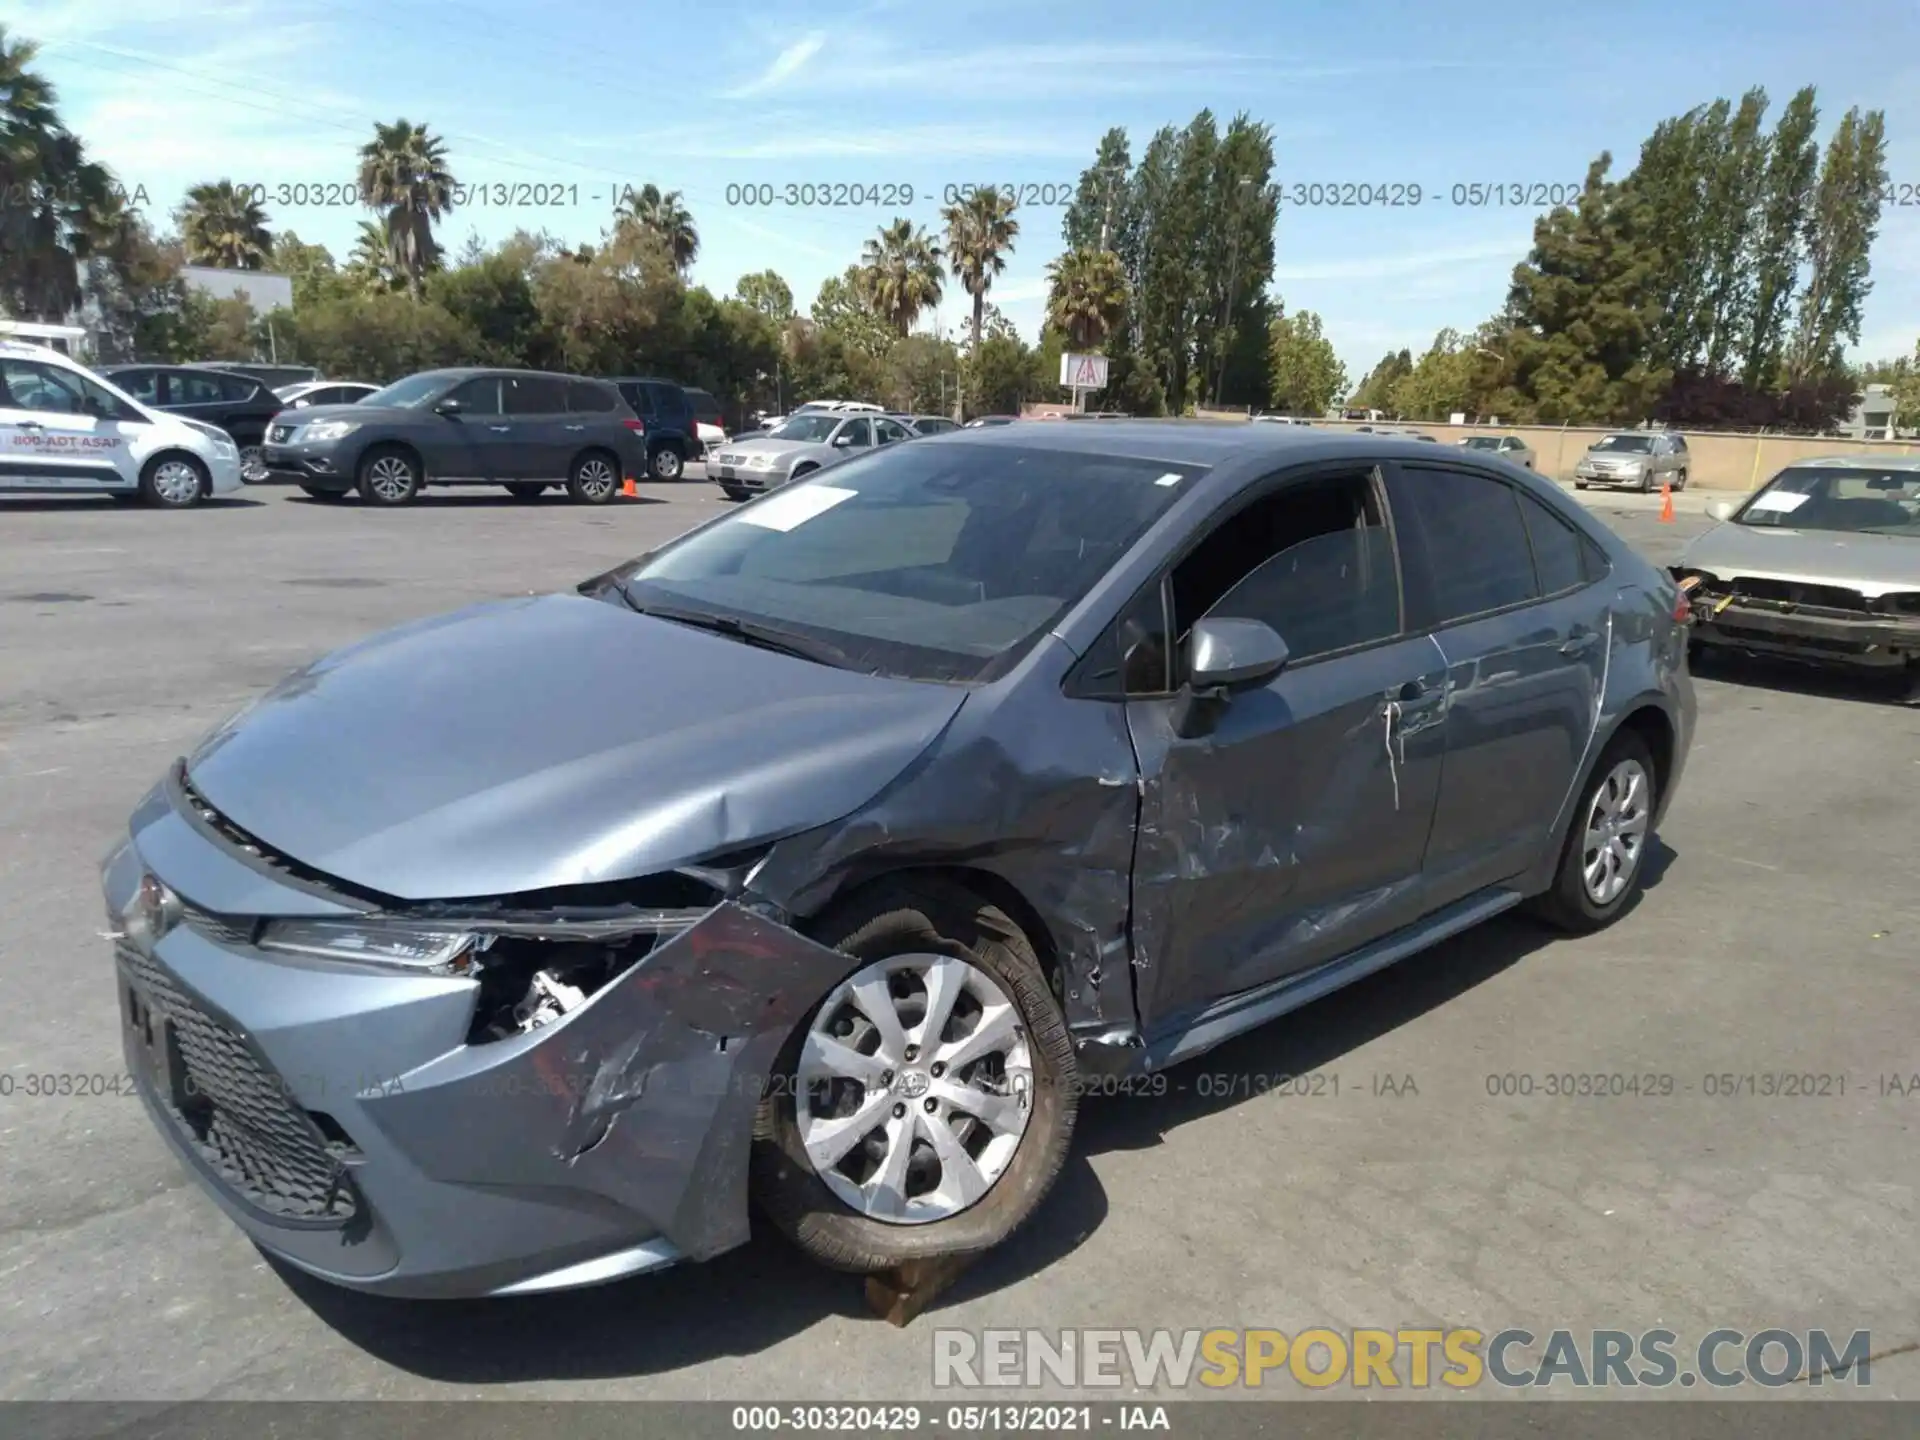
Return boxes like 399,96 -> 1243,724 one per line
504,374 -> 568,414
1517,490 -> 1587,596
651,383 -> 690,419
219,374 -> 260,401
1395,467 -> 1540,626
168,371 -> 230,405
567,380 -> 618,413
685,388 -> 722,423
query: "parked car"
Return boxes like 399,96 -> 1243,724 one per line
188,362 -> 321,390
104,424 -> 1692,1297
602,376 -> 700,480
1252,414 -> 1314,425
965,415 -> 1018,427
1459,434 -> 1536,470
256,368 -> 646,505
97,363 -> 285,481
1675,456 -> 1920,701
706,410 -> 915,500
1574,431 -> 1689,492
0,339 -> 244,506
892,413 -> 959,436
273,381 -> 380,409
683,386 -> 728,458
794,399 -> 884,415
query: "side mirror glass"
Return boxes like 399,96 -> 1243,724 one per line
434,397 -> 464,416
1188,617 -> 1290,690
1708,500 -> 1736,522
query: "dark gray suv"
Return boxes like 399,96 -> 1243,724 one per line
106,424 -> 1693,1297
258,368 -> 647,505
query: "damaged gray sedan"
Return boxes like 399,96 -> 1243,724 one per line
104,423 -> 1694,1298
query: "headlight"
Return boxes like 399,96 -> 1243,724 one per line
258,918 -> 481,973
304,420 -> 361,442
748,453 -> 777,469
120,874 -> 184,949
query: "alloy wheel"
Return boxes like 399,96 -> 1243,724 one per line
239,444 -> 265,481
1582,758 -> 1650,905
795,952 -> 1033,1225
150,459 -> 202,506
653,448 -> 683,480
575,457 -> 617,500
367,455 -> 415,502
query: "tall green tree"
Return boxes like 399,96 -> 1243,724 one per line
1044,247 -> 1128,350
1062,128 -> 1133,254
270,230 -> 343,308
858,218 -> 943,336
344,219 -> 403,294
1195,115 -> 1277,407
940,186 -> 1020,350
1786,106 -> 1888,383
1351,349 -> 1412,412
811,264 -> 894,357
1266,306 -> 1346,416
176,180 -> 273,270
356,119 -> 456,299
735,268 -> 794,320
0,25 -> 121,322
616,184 -> 698,276
1741,87 -> 1820,388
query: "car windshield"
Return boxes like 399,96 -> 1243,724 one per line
1463,437 -> 1502,450
772,414 -> 840,442
614,444 -> 1206,682
361,373 -> 450,408
1734,467 -> 1920,536
1592,434 -> 1653,453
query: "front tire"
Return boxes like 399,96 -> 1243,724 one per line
1674,468 -> 1688,491
565,450 -> 620,504
139,453 -> 208,509
357,446 -> 421,505
751,878 -> 1077,1274
1529,731 -> 1659,934
649,445 -> 684,481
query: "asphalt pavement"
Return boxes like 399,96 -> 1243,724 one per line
1,475 -> 1916,1405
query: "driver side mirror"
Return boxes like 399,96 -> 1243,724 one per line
434,397 -> 464,417
1708,500 -> 1736,522
1171,617 -> 1290,738
833,434 -> 853,447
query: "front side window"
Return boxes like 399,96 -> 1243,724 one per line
1734,467 -> 1920,536
613,445 -> 1206,682
837,418 -> 874,448
1,359 -> 86,413
362,373 -> 452,408
1171,468 -> 1401,669
1397,467 -> 1540,625
446,377 -> 503,415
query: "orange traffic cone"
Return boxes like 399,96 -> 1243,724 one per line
622,477 -> 637,498
1658,483 -> 1674,523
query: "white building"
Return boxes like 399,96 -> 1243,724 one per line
1847,383 -> 1898,441
183,266 -> 293,314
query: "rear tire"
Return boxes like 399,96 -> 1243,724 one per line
1528,730 -> 1659,934
505,483 -> 546,502
1575,481 -> 1589,490
721,486 -> 748,502
357,446 -> 421,505
138,453 -> 208,509
750,877 -> 1077,1275
649,445 -> 684,481
565,450 -> 620,504
1675,468 -> 1688,491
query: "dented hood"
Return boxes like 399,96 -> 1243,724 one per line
184,593 -> 966,901
1682,522 -> 1920,597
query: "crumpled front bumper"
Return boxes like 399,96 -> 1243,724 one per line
1682,590 -> 1920,671
103,785 -> 853,1298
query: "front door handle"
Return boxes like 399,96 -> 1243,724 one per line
564,424 -> 585,431
1561,630 -> 1600,657
17,421 -> 44,431
487,424 -> 511,432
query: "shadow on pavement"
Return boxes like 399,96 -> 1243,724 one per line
1694,649 -> 1916,708
0,495 -> 264,511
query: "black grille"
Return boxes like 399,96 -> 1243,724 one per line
119,944 -> 357,1224
1730,577 -> 1868,611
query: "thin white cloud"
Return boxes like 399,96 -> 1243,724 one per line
1273,240 -> 1519,284
656,123 -> 1093,161
719,215 -> 845,263
722,32 -> 827,100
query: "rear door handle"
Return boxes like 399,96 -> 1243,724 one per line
17,421 -> 43,431
564,424 -> 585,432
1561,631 -> 1600,657
488,425 -> 511,432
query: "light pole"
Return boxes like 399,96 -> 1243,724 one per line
1213,177 -> 1257,407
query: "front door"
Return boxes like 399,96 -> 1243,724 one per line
0,357 -> 147,494
1386,462 -> 1608,905
425,375 -> 504,482
1125,463 -> 1450,1032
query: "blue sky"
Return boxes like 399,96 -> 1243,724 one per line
16,0 -> 1920,384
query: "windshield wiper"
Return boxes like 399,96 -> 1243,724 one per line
625,599 -> 855,669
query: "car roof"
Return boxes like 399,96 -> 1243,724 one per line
933,417 -> 1506,466
604,375 -> 686,385
1785,453 -> 1920,471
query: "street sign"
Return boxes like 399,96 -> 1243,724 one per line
1060,353 -> 1110,390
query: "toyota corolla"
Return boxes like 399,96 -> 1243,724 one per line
104,424 -> 1692,1297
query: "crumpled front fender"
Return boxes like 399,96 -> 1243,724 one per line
358,902 -> 853,1263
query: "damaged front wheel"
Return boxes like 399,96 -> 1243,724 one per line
750,878 -> 1077,1273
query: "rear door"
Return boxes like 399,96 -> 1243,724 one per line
159,369 -> 233,428
0,356 -> 148,493
874,417 -> 913,447
1385,462 -> 1608,905
565,378 -> 635,472
499,373 -> 571,479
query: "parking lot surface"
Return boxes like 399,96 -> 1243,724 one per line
2,477 -> 1917,1403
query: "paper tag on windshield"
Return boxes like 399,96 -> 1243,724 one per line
738,484 -> 856,532
1747,491 -> 1810,513
1155,472 -> 1183,486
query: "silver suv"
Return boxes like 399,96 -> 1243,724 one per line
1575,431 -> 1689,492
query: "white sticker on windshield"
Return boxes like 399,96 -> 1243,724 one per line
738,484 -> 857,532
1748,490 -> 1811,513
1155,472 -> 1183,486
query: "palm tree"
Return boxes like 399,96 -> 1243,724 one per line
0,25 -> 120,321
356,119 -> 455,298
940,187 -> 1019,350
1045,247 -> 1128,351
344,220 -> 402,293
614,184 -> 697,275
860,218 -> 943,337
176,180 -> 273,269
